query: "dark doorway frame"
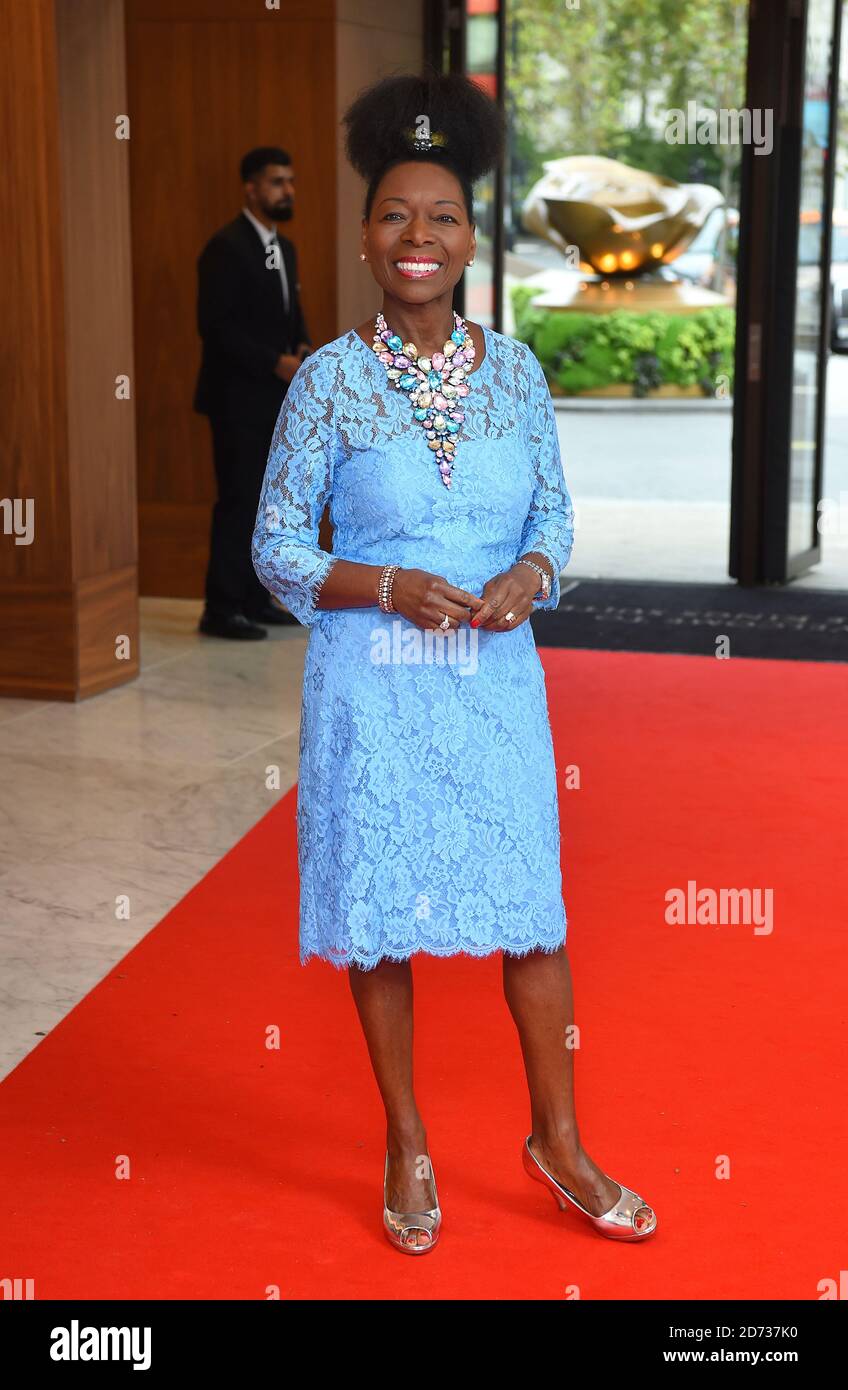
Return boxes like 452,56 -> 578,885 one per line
426,0 -> 506,328
731,0 -> 843,584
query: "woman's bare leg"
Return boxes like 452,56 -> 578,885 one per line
502,945 -> 621,1215
347,957 -> 436,1244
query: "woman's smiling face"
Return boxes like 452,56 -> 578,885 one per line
361,160 -> 476,301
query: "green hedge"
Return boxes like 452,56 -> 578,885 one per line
511,283 -> 736,398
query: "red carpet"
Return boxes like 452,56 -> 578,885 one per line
2,648 -> 847,1300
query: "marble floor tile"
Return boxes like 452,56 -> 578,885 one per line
0,697 -> 47,726
0,599 -> 306,1079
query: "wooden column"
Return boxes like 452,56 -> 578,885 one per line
0,0 -> 138,700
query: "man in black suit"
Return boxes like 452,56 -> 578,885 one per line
194,146 -> 311,639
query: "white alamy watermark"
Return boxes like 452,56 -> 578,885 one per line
664,101 -> 773,156
370,618 -> 479,675
818,1270 -> 848,1299
50,1321 -> 151,1370
0,1276 -> 35,1298
0,497 -> 35,545
665,880 -> 774,934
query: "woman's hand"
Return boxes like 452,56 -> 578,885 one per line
470,564 -> 539,630
391,569 -> 485,631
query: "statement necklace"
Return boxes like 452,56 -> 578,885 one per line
371,309 -> 475,488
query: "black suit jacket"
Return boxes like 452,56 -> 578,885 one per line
193,213 -> 311,429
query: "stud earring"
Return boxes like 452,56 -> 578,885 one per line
359,253 -> 367,261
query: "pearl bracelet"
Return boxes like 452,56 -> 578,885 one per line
378,563 -> 400,612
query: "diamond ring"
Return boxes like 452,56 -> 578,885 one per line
439,614 -> 450,630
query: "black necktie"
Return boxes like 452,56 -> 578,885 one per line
269,234 -> 290,314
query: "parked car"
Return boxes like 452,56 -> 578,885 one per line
671,205 -> 739,294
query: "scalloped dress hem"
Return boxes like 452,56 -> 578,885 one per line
299,925 -> 567,972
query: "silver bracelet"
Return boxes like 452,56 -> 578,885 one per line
515,558 -> 552,599
378,563 -> 400,612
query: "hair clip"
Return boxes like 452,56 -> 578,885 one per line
405,113 -> 448,152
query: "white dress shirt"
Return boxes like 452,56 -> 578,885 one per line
242,206 -> 290,314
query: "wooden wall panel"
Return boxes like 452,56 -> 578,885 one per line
0,0 -> 70,589
335,1 -> 425,332
130,0 -> 327,17
0,0 -> 139,700
126,0 -> 338,597
55,0 -> 137,580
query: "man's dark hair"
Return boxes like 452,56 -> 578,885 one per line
240,146 -> 292,182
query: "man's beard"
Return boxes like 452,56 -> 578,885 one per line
268,202 -> 293,223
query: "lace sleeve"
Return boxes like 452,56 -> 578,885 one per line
517,340 -> 575,611
251,351 -> 339,627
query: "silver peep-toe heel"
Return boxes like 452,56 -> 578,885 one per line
523,1135 -> 657,1241
383,1152 -> 442,1255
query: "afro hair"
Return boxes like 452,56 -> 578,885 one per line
342,67 -> 504,220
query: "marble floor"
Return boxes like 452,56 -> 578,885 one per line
0,599 -> 307,1080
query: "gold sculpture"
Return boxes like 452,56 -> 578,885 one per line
521,155 -> 724,276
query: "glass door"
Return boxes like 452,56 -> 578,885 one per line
781,0 -> 841,576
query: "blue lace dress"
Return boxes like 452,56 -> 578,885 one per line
252,324 -> 575,970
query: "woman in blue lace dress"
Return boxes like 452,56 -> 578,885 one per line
252,73 -> 657,1254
